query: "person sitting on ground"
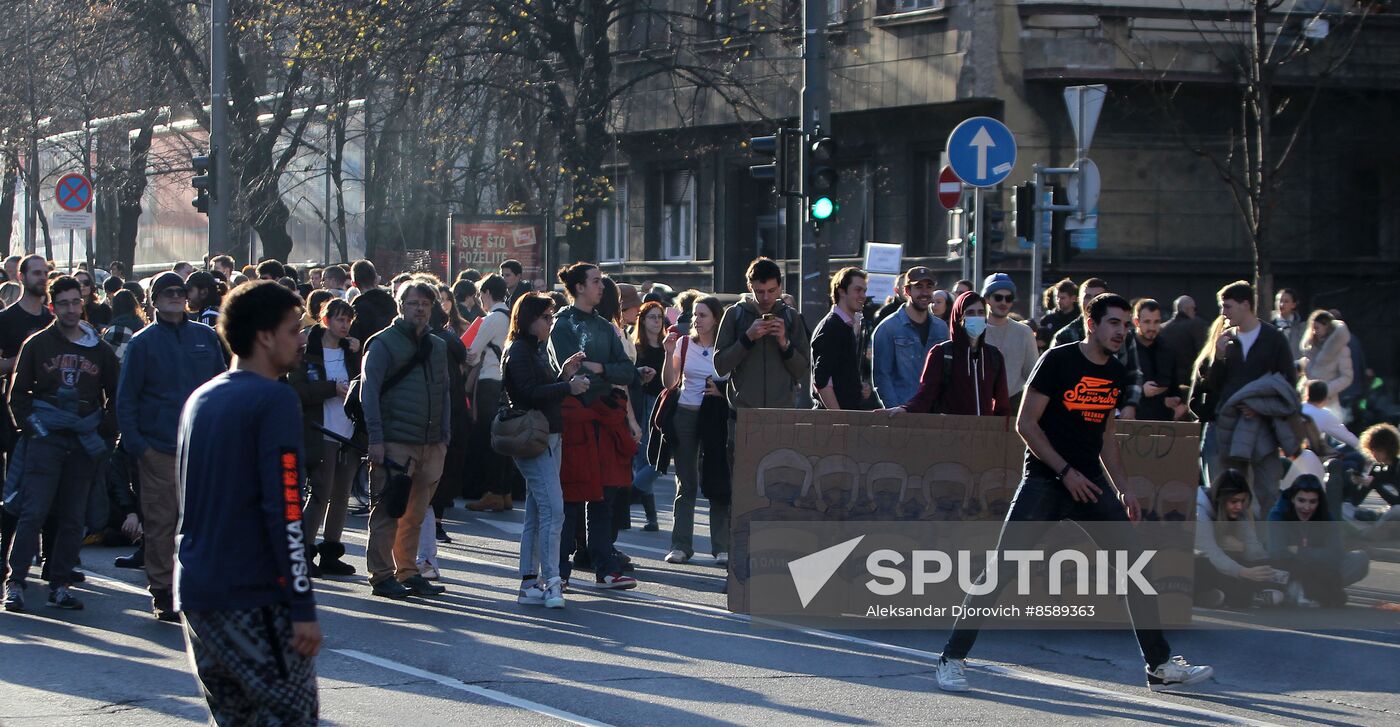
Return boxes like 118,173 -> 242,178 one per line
1266,475 -> 1369,607
1301,380 -> 1359,451
1194,469 -> 1285,609
1335,424 -> 1400,537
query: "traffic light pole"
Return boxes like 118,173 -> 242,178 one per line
799,0 -> 830,327
1032,163 -> 1080,322
209,0 -> 230,257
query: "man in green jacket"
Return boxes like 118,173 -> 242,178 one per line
714,257 -> 811,426
362,278 -> 452,599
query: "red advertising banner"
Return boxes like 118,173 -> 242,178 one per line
451,217 -> 544,284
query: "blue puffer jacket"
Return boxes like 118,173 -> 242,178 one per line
116,317 -> 227,456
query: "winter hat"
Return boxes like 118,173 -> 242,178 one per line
149,271 -> 187,300
980,272 -> 1016,299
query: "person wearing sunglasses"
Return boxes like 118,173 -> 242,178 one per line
979,273 -> 1038,410
115,270 -> 228,621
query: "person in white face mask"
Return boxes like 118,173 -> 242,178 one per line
883,291 -> 1011,417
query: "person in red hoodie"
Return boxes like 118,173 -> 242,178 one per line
884,291 -> 1010,417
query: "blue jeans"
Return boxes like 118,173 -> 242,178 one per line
515,434 -> 564,581
632,393 -> 660,494
941,474 -> 1172,668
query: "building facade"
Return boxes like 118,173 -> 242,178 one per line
597,0 -> 1400,370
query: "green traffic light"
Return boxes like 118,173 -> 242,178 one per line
811,196 -> 837,220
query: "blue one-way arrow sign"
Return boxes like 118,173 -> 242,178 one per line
946,117 -> 1017,188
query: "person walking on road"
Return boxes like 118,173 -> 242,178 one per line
177,280 -> 321,726
361,278 -> 452,599
503,293 -> 590,607
464,274 -> 515,513
661,296 -> 732,565
3,276 -> 119,613
936,293 -> 1214,693
116,271 -> 227,621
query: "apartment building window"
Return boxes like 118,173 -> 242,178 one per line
877,0 -> 943,14
598,177 -> 628,263
621,0 -> 670,50
661,169 -> 695,261
702,0 -> 751,37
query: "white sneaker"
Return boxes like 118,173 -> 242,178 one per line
714,552 -> 729,566
417,559 -> 440,581
518,581 -> 546,606
936,656 -> 969,692
1252,589 -> 1284,608
544,578 -> 565,609
1147,655 -> 1214,691
664,549 -> 690,564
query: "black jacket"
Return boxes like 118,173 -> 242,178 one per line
1160,313 -> 1208,397
288,325 -> 363,468
349,287 -> 398,344
810,309 -> 863,410
1190,323 -> 1296,423
502,337 -> 571,433
1135,336 -> 1178,421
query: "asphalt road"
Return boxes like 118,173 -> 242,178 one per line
2,474 -> 1398,726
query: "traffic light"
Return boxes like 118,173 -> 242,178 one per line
807,135 -> 839,221
1049,183 -> 1076,264
1012,181 -> 1037,244
192,153 -> 214,215
749,133 -> 782,186
984,195 -> 1005,247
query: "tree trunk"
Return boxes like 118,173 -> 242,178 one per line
0,152 -> 17,257
115,117 -> 158,275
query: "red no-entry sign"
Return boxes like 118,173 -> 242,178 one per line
55,173 -> 92,213
937,166 -> 963,210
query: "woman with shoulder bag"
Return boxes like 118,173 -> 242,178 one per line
502,293 -> 588,609
661,296 -> 732,565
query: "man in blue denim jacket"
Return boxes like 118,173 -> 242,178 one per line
872,266 -> 948,408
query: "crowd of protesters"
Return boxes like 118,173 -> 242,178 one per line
0,246 -> 1393,718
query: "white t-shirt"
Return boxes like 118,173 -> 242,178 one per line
1236,324 -> 1262,358
676,339 -> 726,407
322,347 -> 354,440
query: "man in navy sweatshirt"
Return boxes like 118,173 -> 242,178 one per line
176,281 -> 320,725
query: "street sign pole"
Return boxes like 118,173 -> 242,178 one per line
972,187 -> 983,288
209,0 -> 230,258
799,0 -> 830,328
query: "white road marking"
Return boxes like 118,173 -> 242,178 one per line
334,648 -> 618,727
395,537 -> 1288,727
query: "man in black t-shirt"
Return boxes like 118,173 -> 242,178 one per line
936,293 -> 1214,694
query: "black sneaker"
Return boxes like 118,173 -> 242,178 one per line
3,583 -> 24,612
435,522 -> 452,543
372,578 -> 412,599
114,549 -> 145,570
151,588 -> 179,622
401,574 -> 446,597
48,586 -> 83,610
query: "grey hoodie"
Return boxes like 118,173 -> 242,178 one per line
714,295 -> 811,411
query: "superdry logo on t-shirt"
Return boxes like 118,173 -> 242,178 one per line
1062,376 -> 1120,423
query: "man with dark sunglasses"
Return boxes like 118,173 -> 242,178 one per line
980,273 -> 1039,408
116,271 -> 227,621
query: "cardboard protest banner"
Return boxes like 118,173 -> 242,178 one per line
727,410 -> 1200,619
